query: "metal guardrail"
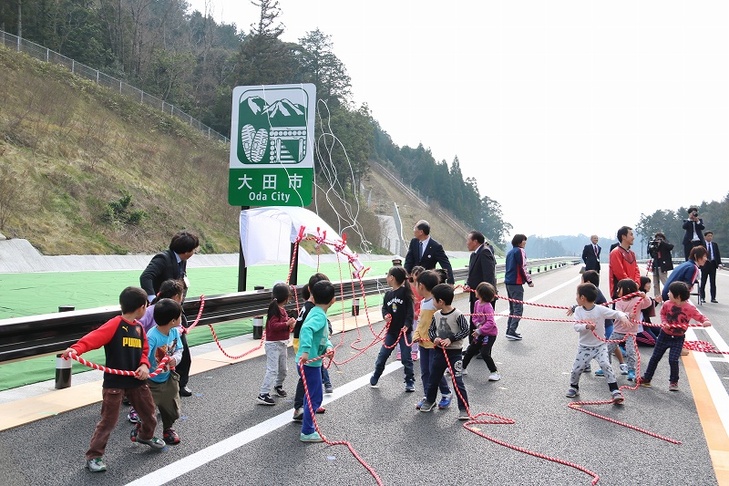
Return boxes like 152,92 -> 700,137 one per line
0,29 -> 229,144
0,260 -> 576,363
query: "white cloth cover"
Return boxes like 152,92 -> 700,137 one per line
239,206 -> 363,273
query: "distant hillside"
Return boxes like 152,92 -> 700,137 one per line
362,164 -> 474,254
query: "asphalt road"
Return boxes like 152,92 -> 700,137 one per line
1,265 -> 727,486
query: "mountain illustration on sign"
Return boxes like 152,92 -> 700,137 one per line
238,95 -> 308,164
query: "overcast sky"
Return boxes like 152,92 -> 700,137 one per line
189,0 -> 729,240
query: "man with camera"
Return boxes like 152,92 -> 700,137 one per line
648,232 -> 674,300
682,207 -> 705,260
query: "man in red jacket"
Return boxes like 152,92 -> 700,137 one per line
608,226 -> 641,299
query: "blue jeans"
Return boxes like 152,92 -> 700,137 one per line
426,348 -> 468,411
372,331 -> 415,385
321,366 -> 331,387
301,364 -> 323,435
419,346 -> 451,396
506,284 -> 524,333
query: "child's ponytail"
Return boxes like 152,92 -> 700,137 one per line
267,282 -> 291,321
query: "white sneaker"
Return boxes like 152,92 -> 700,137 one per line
488,372 -> 501,381
619,363 -> 629,375
462,368 -> 468,376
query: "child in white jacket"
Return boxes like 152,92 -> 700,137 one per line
567,283 -> 629,404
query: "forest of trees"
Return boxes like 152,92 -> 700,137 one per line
1,0 -> 727,250
0,0 -> 511,244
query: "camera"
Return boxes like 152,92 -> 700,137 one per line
692,212 -> 698,217
648,238 -> 660,258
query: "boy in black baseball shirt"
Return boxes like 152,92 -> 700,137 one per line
62,286 -> 165,473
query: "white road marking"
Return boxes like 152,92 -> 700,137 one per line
125,361 -> 403,486
686,326 -> 729,437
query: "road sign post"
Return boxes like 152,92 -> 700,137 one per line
229,84 -> 316,287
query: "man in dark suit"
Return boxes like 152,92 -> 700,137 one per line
464,230 -> 497,342
403,220 -> 454,284
581,235 -> 601,273
140,230 -> 200,396
700,231 -> 722,303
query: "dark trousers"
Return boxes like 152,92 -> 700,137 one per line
418,346 -> 451,397
684,240 -> 704,260
642,331 -> 685,384
462,335 -> 498,372
426,347 -> 468,411
294,371 -> 306,410
506,284 -> 524,333
87,385 -> 156,460
177,332 -> 191,388
372,331 -> 415,385
700,262 -> 717,301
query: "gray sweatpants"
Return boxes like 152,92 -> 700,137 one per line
570,343 -> 617,387
260,341 -> 288,395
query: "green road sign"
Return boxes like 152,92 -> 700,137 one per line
229,84 -> 316,206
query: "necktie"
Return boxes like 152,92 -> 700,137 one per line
708,243 -> 713,260
419,242 -> 424,260
594,245 -> 598,257
178,261 -> 185,277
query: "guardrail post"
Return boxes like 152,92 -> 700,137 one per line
55,354 -> 72,389
54,305 -> 75,389
252,316 -> 264,340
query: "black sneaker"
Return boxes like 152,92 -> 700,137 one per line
257,393 -> 275,405
505,332 -> 522,341
179,386 -> 193,397
292,407 -> 304,421
273,386 -> 287,398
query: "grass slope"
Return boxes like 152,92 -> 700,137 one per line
0,45 -> 470,257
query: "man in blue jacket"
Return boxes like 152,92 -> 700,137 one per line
504,234 -> 534,341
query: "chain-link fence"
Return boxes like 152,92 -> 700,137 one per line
0,29 -> 230,144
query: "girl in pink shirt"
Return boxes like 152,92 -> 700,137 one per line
461,282 -> 501,381
609,279 -> 653,381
